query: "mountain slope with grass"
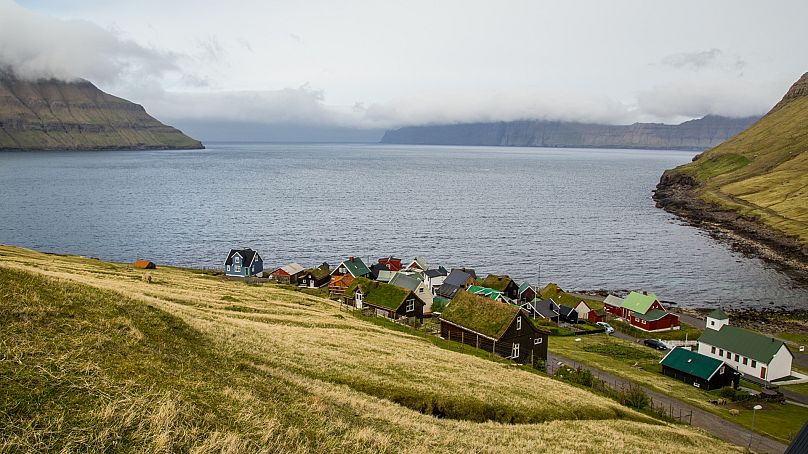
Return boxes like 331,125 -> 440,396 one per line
0,72 -> 202,151
655,72 -> 808,272
0,245 -> 742,453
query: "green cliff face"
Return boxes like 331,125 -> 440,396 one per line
0,75 -> 202,150
655,72 -> 808,262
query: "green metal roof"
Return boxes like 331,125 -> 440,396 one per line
603,295 -> 624,307
389,273 -> 420,292
660,347 -> 725,380
698,325 -> 789,364
635,309 -> 672,322
707,308 -> 729,320
518,282 -> 534,295
345,277 -> 412,311
440,290 -> 520,339
620,291 -> 660,314
467,285 -> 504,301
376,270 -> 396,282
340,257 -> 370,277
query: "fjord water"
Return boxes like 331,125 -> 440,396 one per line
1,143 -> 806,308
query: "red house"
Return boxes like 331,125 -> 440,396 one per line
378,256 -> 403,271
604,291 -> 679,332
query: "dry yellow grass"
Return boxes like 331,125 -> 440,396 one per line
0,245 -> 744,453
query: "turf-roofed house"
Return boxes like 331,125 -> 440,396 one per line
345,277 -> 425,322
439,290 -> 548,365
224,248 -> 263,278
660,347 -> 740,390
479,274 -> 520,300
298,263 -> 331,288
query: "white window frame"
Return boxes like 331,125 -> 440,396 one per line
406,298 -> 415,312
516,316 -> 522,330
226,265 -> 230,272
512,342 -> 520,359
235,265 -> 241,272
534,337 -> 542,345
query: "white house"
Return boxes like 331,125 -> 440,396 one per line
697,309 -> 793,382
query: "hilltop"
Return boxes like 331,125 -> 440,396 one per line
0,245 -> 741,453
654,72 -> 808,273
0,73 -> 202,151
380,115 -> 758,151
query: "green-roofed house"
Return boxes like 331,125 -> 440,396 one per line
345,277 -> 424,322
331,256 -> 371,278
479,274 -> 520,300
467,285 -> 509,303
517,282 -> 536,303
660,347 -> 740,390
605,291 -> 680,332
439,291 -> 548,365
697,312 -> 794,382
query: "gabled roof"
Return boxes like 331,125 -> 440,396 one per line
407,256 -> 428,270
273,262 -> 304,275
620,291 -> 661,314
574,300 -> 592,311
518,282 -> 535,296
467,285 -> 505,301
333,257 -> 371,277
479,275 -> 514,292
603,294 -> 624,307
698,325 -> 791,364
557,304 -> 576,318
302,264 -> 330,279
707,308 -> 729,320
436,282 -> 460,299
530,299 -> 559,320
440,291 -> 521,339
389,273 -> 421,292
635,309 -> 674,322
346,277 -> 414,311
786,419 -> 808,454
375,270 -> 396,282
425,268 -> 448,278
660,347 -> 727,381
224,248 -> 259,266
444,269 -> 474,287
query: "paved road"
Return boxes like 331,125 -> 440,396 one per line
548,353 -> 788,454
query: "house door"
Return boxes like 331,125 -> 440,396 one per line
309,281 -> 315,288
760,367 -> 766,379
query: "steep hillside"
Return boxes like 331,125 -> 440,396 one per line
380,115 -> 757,150
0,245 -> 741,453
0,74 -> 202,150
655,72 -> 808,271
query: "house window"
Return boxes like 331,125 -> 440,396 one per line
235,265 -> 241,272
710,320 -> 715,326
743,357 -> 748,365
516,317 -> 522,330
734,354 -> 739,362
235,256 -> 240,263
512,343 -> 520,359
406,299 -> 415,312
720,366 -> 725,374
227,265 -> 230,272
726,351 -> 731,359
711,346 -> 716,354
719,349 -> 724,356
534,337 -> 542,345
751,360 -> 757,368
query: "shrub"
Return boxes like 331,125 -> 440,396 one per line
620,386 -> 651,409
719,386 -> 752,402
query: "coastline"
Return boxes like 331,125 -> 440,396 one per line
653,172 -> 808,284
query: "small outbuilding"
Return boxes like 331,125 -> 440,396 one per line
298,263 -> 330,288
517,282 -> 537,303
270,262 -> 305,284
133,260 -> 156,269
660,347 -> 739,390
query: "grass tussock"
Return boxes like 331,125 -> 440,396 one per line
0,245 -> 745,453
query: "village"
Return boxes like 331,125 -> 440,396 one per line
212,247 -> 808,450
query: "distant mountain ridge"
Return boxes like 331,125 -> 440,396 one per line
0,73 -> 202,151
380,115 -> 759,150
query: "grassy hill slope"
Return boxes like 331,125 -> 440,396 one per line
655,72 -> 808,267
0,74 -> 202,150
0,245 -> 741,453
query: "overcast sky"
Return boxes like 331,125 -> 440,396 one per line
3,0 -> 808,137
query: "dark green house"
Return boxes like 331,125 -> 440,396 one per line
660,347 -> 739,390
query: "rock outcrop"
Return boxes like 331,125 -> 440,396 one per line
380,115 -> 758,150
0,73 -> 202,150
654,72 -> 808,276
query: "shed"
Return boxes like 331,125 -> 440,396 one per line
270,262 -> 304,284
660,347 -> 739,390
298,263 -> 330,288
439,291 -> 548,365
133,260 -> 156,269
517,282 -> 536,303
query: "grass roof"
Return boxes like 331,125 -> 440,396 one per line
479,275 -> 513,292
345,277 -> 410,311
305,264 -> 331,280
440,290 -> 519,339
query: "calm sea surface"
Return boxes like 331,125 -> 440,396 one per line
1,143 -> 806,309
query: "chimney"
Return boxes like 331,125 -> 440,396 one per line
643,291 -> 648,295
349,256 -> 354,261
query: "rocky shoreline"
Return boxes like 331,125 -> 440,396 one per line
653,170 -> 808,285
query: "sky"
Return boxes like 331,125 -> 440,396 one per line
3,0 -> 808,140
